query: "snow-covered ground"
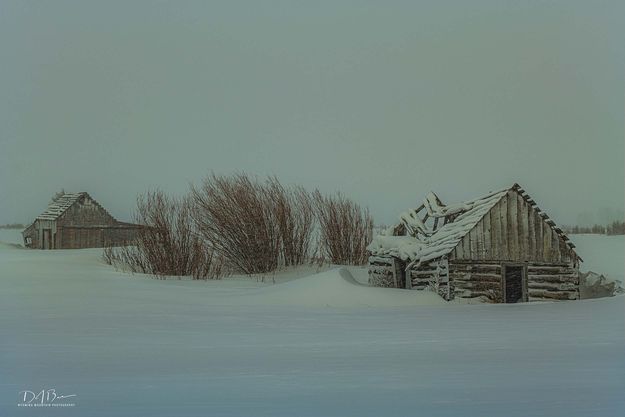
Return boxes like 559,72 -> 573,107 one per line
1,230 -> 624,416
0,228 -> 23,246
570,234 -> 625,284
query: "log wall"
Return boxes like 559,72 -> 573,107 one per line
449,261 -> 503,302
368,256 -> 405,288
370,255 -> 580,303
410,258 -> 451,300
448,260 -> 579,302
527,263 -> 579,301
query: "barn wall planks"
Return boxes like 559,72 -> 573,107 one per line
23,193 -> 141,249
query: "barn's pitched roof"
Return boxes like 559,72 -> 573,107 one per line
36,192 -> 88,221
368,184 -> 578,264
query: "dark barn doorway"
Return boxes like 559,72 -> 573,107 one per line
503,265 -> 525,303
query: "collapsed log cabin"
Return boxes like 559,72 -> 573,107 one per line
22,192 -> 142,249
367,184 -> 582,303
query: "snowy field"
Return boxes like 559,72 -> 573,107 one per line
0,230 -> 624,416
569,234 -> 625,284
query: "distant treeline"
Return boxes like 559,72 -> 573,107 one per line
0,223 -> 25,229
562,221 -> 625,235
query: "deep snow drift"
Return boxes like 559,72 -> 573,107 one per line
0,231 -> 624,417
233,268 -> 446,307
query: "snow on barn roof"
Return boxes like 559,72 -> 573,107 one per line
36,192 -> 87,221
367,184 -> 577,265
368,188 -> 508,264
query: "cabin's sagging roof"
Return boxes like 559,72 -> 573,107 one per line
369,184 -> 580,264
36,192 -> 87,221
368,188 -> 508,264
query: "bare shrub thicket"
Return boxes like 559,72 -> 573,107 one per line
191,174 -> 317,274
105,174 -> 374,277
266,177 -> 315,267
191,174 -> 281,274
313,191 -> 373,265
103,191 -> 224,279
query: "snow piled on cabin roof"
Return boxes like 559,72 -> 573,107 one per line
367,235 -> 426,261
367,188 -> 509,264
36,192 -> 86,221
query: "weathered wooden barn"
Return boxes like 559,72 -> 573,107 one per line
22,192 -> 142,249
367,184 -> 582,303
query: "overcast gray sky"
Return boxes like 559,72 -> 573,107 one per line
1,0 -> 623,227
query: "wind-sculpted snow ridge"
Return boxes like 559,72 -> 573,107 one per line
234,268 -> 447,307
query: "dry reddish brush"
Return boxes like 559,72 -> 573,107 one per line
191,173 -> 281,274
190,173 -> 316,274
103,190 -> 224,279
105,173 -> 374,279
313,191 -> 373,265
266,177 -> 315,267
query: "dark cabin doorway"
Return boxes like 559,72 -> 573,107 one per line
42,229 -> 51,249
503,265 -> 525,303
